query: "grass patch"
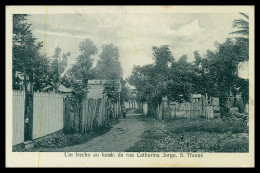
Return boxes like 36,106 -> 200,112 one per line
170,118 -> 248,134
14,122 -> 115,152
36,125 -> 111,149
126,117 -> 249,152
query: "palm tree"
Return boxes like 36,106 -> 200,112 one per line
229,13 -> 249,79
229,12 -> 249,39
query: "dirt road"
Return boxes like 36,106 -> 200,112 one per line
48,109 -> 145,152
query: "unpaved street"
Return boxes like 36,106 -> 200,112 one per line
47,110 -> 146,152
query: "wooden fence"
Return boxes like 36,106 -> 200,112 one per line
170,100 -> 204,119
146,96 -> 220,120
124,101 -> 137,109
12,91 -> 64,146
63,97 -> 108,134
12,91 -> 25,146
33,92 -> 64,139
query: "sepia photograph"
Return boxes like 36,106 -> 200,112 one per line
6,5 -> 254,167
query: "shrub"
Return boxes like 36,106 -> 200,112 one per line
170,118 -> 248,134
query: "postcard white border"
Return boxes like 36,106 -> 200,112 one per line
6,5 -> 255,167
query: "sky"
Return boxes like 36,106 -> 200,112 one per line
28,12 -> 249,79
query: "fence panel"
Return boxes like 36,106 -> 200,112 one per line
13,91 -> 64,145
70,98 -> 108,133
63,97 -> 74,134
12,91 -> 25,146
172,99 -> 204,119
32,92 -> 64,139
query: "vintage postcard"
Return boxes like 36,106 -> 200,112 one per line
6,5 -> 255,167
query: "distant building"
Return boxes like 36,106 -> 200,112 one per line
87,80 -> 121,100
87,80 -> 108,99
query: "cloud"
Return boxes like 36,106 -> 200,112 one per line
34,29 -> 87,39
28,13 -> 241,78
171,20 -> 206,36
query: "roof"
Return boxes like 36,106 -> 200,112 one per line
191,94 -> 202,99
88,80 -> 108,85
58,84 -> 72,93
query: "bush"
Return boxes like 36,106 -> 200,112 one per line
34,125 -> 112,149
159,132 -> 249,152
127,117 -> 249,153
170,118 -> 248,134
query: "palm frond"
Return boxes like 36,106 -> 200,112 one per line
239,12 -> 249,20
232,19 -> 249,28
229,12 -> 249,38
229,29 -> 249,36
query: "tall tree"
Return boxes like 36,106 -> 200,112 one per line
129,45 -> 174,115
153,45 -> 174,76
152,45 -> 174,100
32,54 -> 52,92
230,12 -> 249,39
178,54 -> 188,63
13,14 -> 43,140
94,44 -> 122,80
49,46 -> 71,92
64,38 -> 98,102
193,50 -> 202,67
103,80 -> 120,104
200,38 -> 249,114
229,12 -> 249,62
167,55 -> 198,103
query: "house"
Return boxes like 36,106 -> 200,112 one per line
87,79 -> 122,100
87,80 -> 108,99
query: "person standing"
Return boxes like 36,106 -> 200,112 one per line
122,107 -> 126,119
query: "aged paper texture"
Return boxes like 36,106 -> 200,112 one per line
6,5 -> 254,167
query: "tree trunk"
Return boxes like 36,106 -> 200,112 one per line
219,95 -> 229,116
24,72 -> 34,141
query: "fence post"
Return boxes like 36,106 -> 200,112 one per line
142,102 -> 148,115
157,103 -> 162,120
169,102 -> 175,119
63,97 -> 69,134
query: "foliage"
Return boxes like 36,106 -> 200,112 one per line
152,45 -> 174,76
126,118 -> 248,152
93,44 -> 122,80
12,14 -> 46,140
200,38 -> 249,109
49,47 -> 71,92
171,118 -> 248,134
229,12 -> 249,39
236,78 -> 249,103
129,46 -> 197,105
63,38 -> 98,102
13,125 -> 112,151
129,46 -> 173,104
128,64 -> 155,103
129,13 -> 249,114
89,44 -> 124,104
12,14 -> 44,91
32,55 -> 53,92
36,126 -> 111,149
120,79 -> 131,104
193,50 -> 202,67
103,80 -> 120,103
167,56 -> 199,103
